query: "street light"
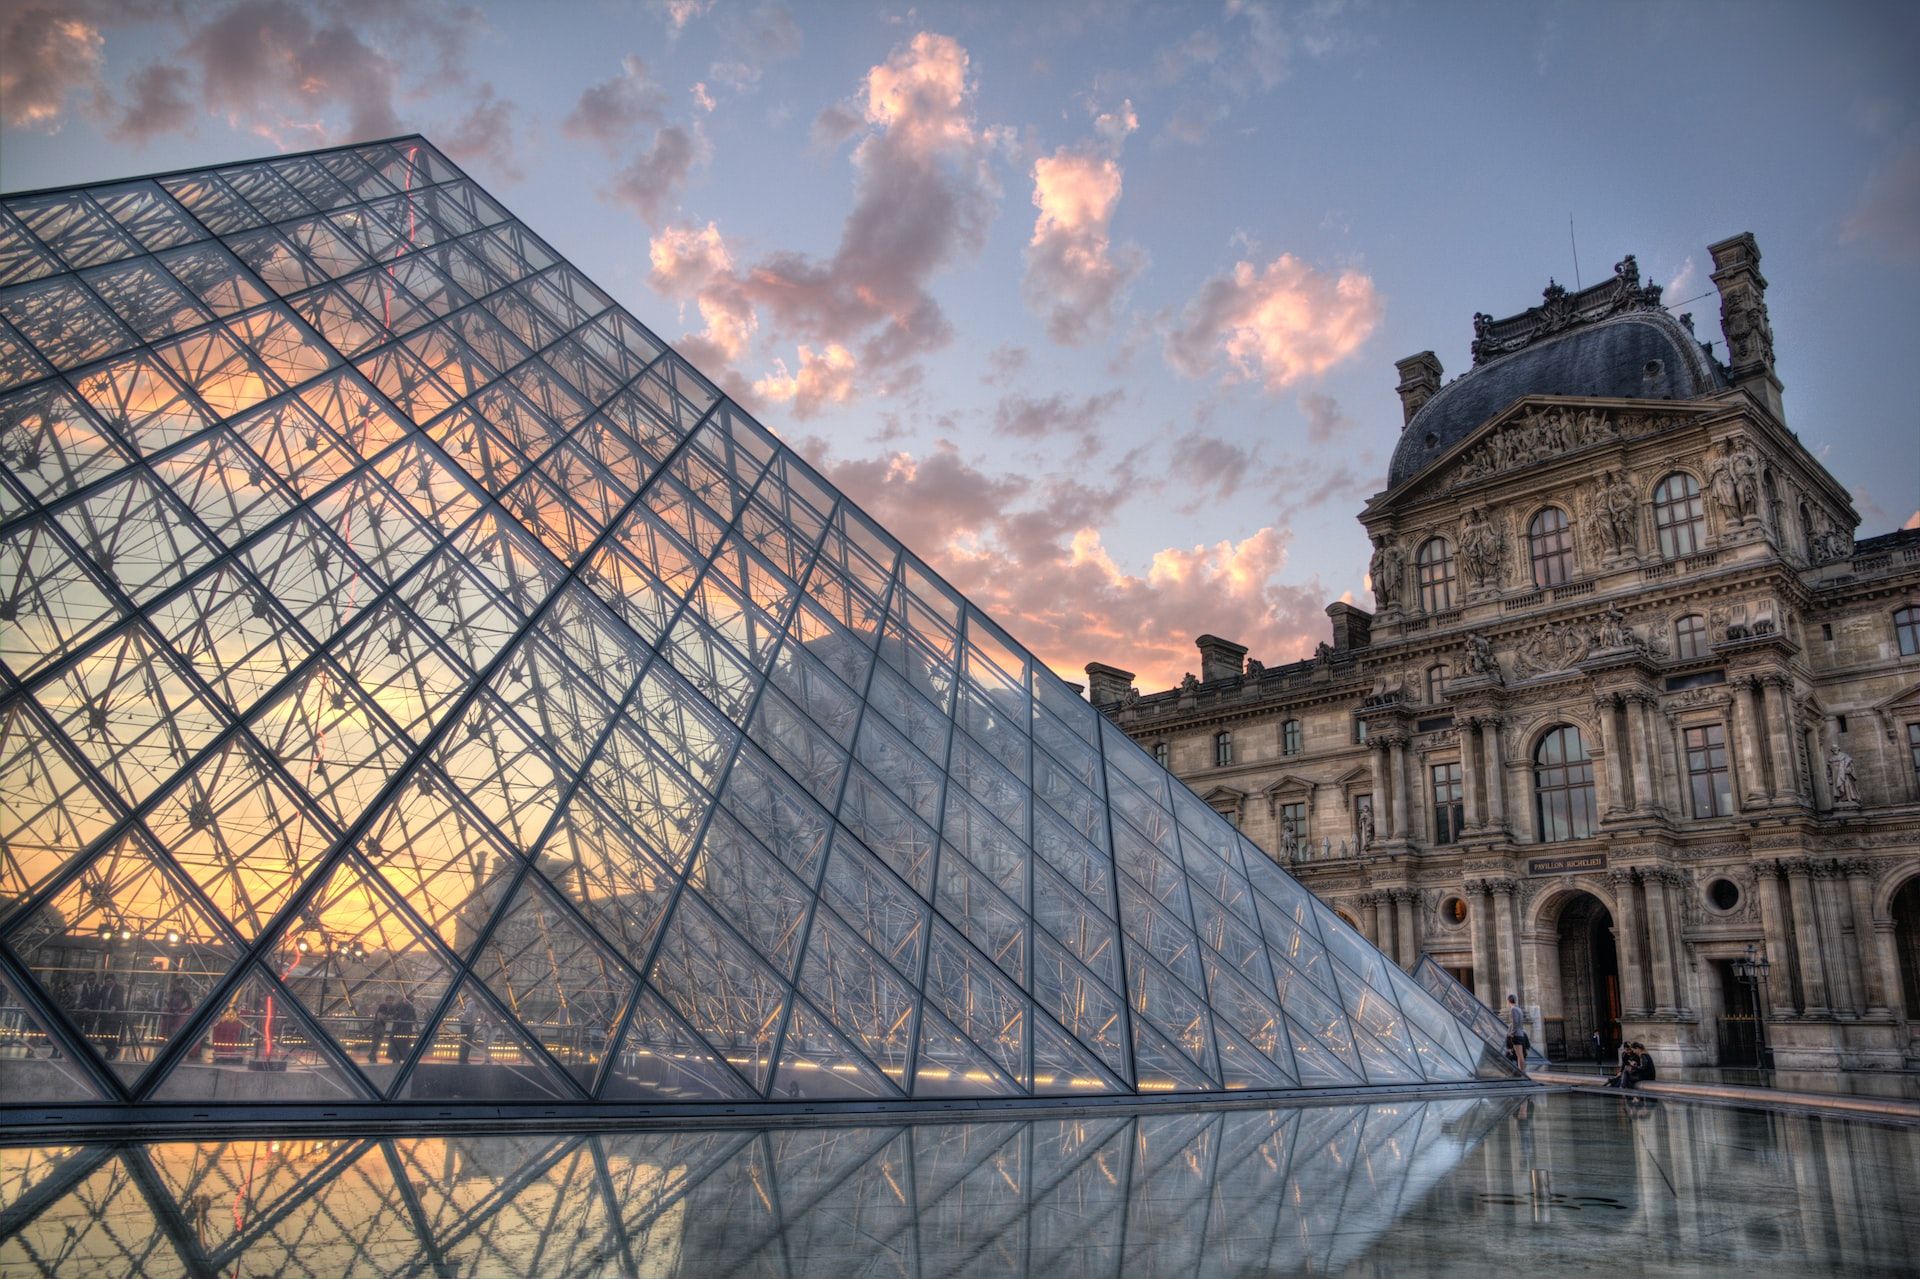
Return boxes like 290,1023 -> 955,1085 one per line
1731,943 -> 1773,1070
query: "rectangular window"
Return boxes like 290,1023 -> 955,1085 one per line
1214,732 -> 1232,767
1353,719 -> 1368,744
1216,806 -> 1240,830
1685,722 -> 1733,818
1278,800 -> 1306,842
1909,722 -> 1920,780
1282,719 -> 1302,755
1431,762 -> 1464,844
1153,741 -> 1169,769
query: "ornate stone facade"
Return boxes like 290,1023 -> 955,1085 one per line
1090,236 -> 1920,1073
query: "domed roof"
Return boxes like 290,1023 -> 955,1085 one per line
1387,280 -> 1727,491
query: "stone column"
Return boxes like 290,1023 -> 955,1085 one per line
1484,720 -> 1508,832
1467,881 -> 1493,1000
1639,869 -> 1681,1016
1388,736 -> 1412,841
1359,893 -> 1381,948
1609,869 -> 1650,1018
1808,718 -> 1835,811
1369,741 -> 1390,839
1594,694 -> 1628,814
1460,719 -> 1483,831
1491,880 -> 1521,1005
1811,862 -> 1858,1016
1729,678 -> 1768,806
1783,860 -> 1830,1016
1627,694 -> 1661,816
1760,676 -> 1800,804
1843,861 -> 1890,1016
1395,890 -> 1419,970
1753,862 -> 1798,1017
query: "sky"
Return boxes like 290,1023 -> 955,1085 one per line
4,0 -> 1918,691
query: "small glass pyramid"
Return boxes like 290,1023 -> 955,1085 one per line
0,136 -> 1515,1111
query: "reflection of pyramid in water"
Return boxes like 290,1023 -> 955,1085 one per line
0,136 -> 1516,1112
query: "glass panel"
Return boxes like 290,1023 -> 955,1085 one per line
0,977 -> 101,1100
0,382 -> 130,504
768,999 -> 897,1100
646,894 -> 787,1094
470,876 -> 635,1089
0,517 -> 122,675
600,985 -> 754,1101
148,968 -> 367,1101
144,735 -> 335,939
358,773 -> 519,955
399,978 -> 577,1101
534,789 -> 680,972
0,700 -> 121,923
275,854 -> 456,1092
7,831 -> 239,1087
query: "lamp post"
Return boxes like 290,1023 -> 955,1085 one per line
1731,943 -> 1772,1070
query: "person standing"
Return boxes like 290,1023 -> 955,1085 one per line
1504,994 -> 1530,1073
1590,1030 -> 1604,1066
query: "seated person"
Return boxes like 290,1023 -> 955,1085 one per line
1631,1043 -> 1656,1085
1605,1048 -> 1640,1089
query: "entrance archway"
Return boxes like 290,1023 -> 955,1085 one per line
1894,877 -> 1920,1022
1554,893 -> 1620,1062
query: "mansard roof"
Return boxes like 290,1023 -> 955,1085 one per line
1387,261 -> 1727,492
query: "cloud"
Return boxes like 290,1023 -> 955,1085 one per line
692,82 -> 716,113
31,0 -> 502,154
608,124 -> 704,223
566,55 -> 704,223
648,221 -> 757,365
1663,255 -> 1697,300
648,32 -> 1003,408
659,0 -> 715,32
1022,103 -> 1145,344
438,82 -> 525,184
752,344 -> 858,417
811,102 -> 862,148
562,55 -> 666,147
993,390 -> 1124,449
0,3 -> 105,130
1298,391 -> 1356,444
1168,430 -> 1259,507
1842,126 -> 1920,264
813,437 -> 1327,689
1165,253 -> 1381,391
181,0 -> 411,144
103,62 -> 196,144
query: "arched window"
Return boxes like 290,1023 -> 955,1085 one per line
1674,613 -> 1708,660
1153,741 -> 1170,769
1214,731 -> 1233,767
1416,536 -> 1456,612
1897,606 -> 1920,657
1281,719 -> 1303,756
1533,724 -> 1597,842
1652,473 -> 1706,558
1426,662 -> 1451,703
1528,507 -> 1575,587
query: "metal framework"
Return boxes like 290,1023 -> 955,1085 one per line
0,136 -> 1513,1122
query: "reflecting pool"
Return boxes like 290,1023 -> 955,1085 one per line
2,1092 -> 1916,1276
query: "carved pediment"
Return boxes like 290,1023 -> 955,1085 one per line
1260,773 -> 1319,798
1200,785 -> 1248,806
1870,681 -> 1920,739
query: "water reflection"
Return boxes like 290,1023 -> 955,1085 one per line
5,1092 -> 1917,1276
0,1097 -> 1508,1277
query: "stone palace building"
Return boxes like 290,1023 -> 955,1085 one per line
1087,234 -> 1920,1074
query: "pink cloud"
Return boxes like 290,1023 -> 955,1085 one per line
645,32 -> 1003,408
648,222 -> 757,365
752,343 -> 858,417
565,55 -> 703,223
1165,253 -> 1381,391
815,439 -> 1328,689
1022,105 -> 1145,344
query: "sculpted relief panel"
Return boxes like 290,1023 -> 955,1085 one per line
1446,405 -> 1688,490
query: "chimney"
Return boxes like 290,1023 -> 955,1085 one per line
1195,635 -> 1249,683
1325,602 -> 1373,652
1707,232 -> 1783,420
1394,351 -> 1443,426
1084,662 -> 1136,707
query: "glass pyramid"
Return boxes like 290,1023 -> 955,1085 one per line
0,136 -> 1515,1113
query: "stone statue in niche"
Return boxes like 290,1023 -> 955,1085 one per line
1591,608 -> 1635,650
1280,812 -> 1300,862
1369,537 -> 1405,610
1595,470 -> 1639,556
1459,507 -> 1506,588
1826,743 -> 1859,806
1463,632 -> 1502,680
1709,439 -> 1763,526
1356,801 -> 1375,850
